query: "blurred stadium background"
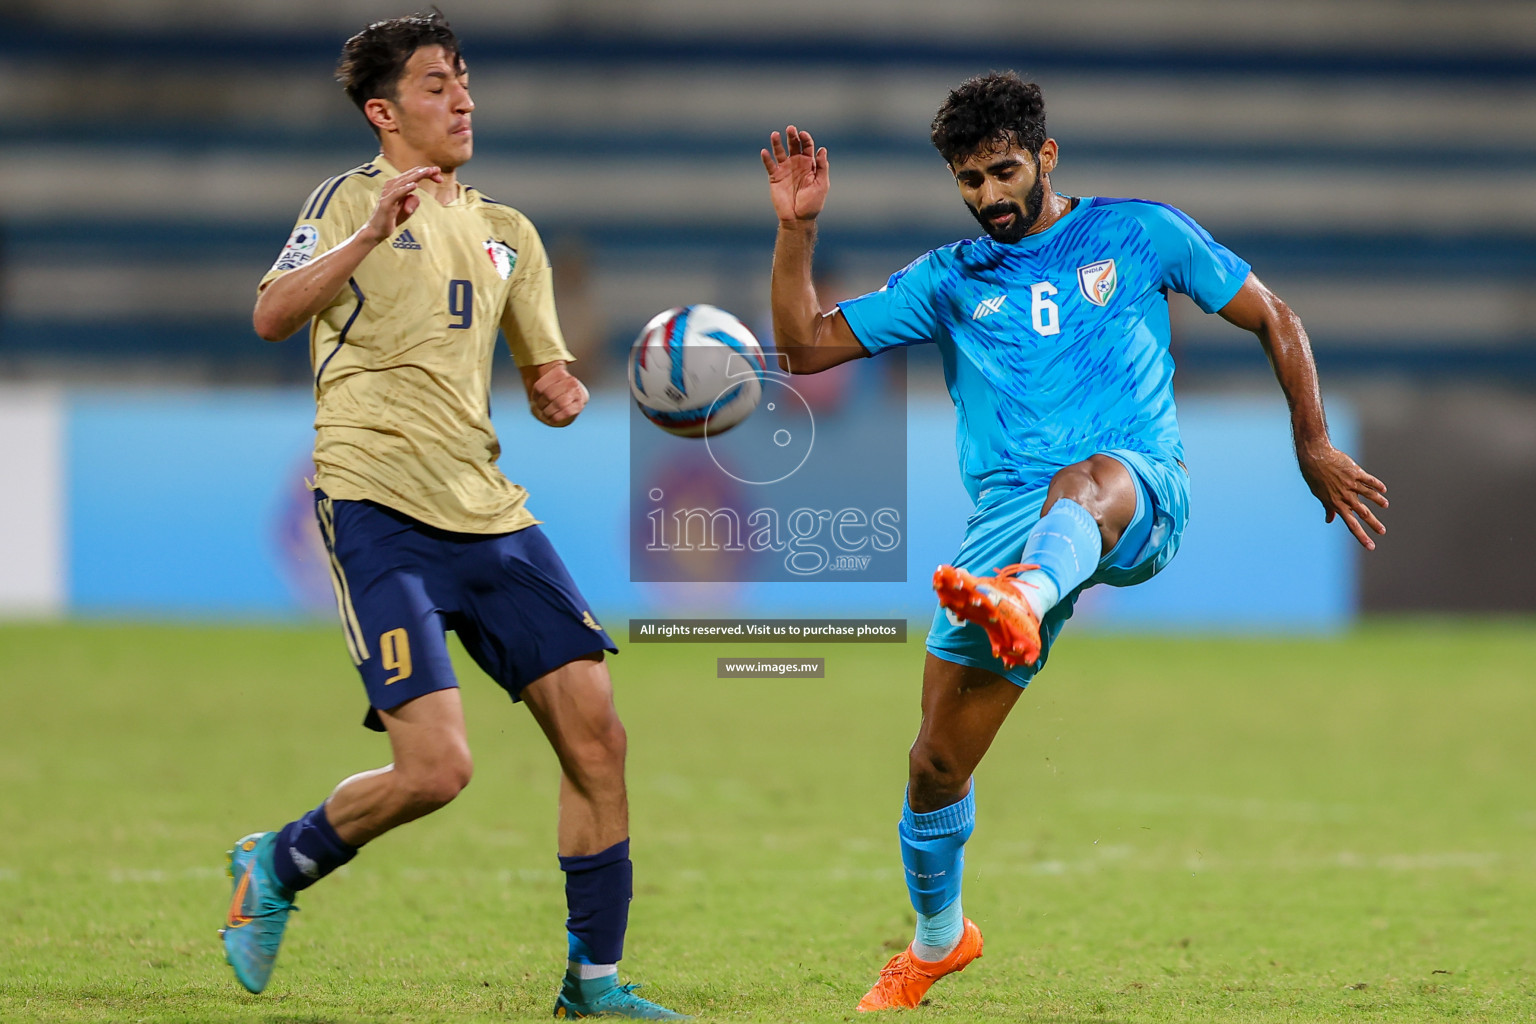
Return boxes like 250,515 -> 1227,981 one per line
1,0 -> 1533,624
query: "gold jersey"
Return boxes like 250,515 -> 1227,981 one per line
260,154 -> 572,534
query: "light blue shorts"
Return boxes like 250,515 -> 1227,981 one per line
925,449 -> 1190,687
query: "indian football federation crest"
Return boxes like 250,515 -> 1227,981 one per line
1076,258 -> 1118,307
485,238 -> 518,280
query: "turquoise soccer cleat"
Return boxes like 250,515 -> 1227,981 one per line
219,831 -> 298,993
553,975 -> 690,1020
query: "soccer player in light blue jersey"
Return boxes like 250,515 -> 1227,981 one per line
761,72 -> 1388,1012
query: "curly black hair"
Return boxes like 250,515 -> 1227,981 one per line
930,71 -> 1047,166
335,10 -> 463,126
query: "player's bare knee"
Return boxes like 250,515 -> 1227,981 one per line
409,770 -> 470,812
582,699 -> 628,756
908,743 -> 965,796
1046,458 -> 1129,549
1046,464 -> 1097,508
399,751 -> 473,812
600,713 -> 628,761
564,716 -> 627,791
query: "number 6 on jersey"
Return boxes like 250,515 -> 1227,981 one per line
1030,282 -> 1060,336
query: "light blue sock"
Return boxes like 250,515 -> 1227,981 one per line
914,900 -> 965,962
1017,498 -> 1102,618
899,786 -> 975,961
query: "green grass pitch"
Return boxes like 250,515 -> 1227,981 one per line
1,620 -> 1533,1022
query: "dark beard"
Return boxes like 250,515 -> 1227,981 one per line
969,173 -> 1047,243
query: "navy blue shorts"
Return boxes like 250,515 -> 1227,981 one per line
314,492 -> 617,731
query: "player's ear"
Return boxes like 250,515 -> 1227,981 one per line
1037,139 -> 1059,176
364,97 -> 398,136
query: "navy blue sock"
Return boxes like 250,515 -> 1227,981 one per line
270,801 -> 358,893
560,839 -> 632,967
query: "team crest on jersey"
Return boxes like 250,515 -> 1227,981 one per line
1076,258 -> 1118,307
485,239 -> 518,280
271,223 -> 320,272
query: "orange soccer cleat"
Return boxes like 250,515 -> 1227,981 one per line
932,563 -> 1043,668
856,918 -> 984,1012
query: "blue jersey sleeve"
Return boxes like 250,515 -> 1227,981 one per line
837,249 -> 948,354
1112,201 -> 1251,314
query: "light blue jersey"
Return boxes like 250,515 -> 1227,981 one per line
839,197 -> 1250,503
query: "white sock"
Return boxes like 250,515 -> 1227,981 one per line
568,961 -> 618,980
1015,567 -> 1059,621
911,900 -> 965,962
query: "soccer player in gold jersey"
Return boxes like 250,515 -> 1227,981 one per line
221,13 -> 687,1019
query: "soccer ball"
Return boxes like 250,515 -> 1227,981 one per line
628,304 -> 767,437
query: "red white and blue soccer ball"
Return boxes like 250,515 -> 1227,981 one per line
629,304 -> 768,437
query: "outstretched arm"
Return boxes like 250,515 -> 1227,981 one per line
1219,274 -> 1388,550
761,126 -> 865,374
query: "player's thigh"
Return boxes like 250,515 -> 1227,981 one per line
317,494 -> 459,713
1090,449 -> 1190,588
521,653 -> 626,776
376,687 -> 472,783
450,524 -> 617,703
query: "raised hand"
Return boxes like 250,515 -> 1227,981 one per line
362,165 -> 444,244
762,125 -> 830,224
1298,444 -> 1388,551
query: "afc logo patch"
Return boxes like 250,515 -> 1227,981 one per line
1076,258 -> 1118,307
271,223 -> 320,272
